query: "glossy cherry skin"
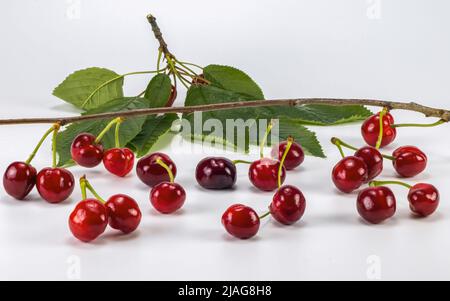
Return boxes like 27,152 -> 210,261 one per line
361,112 -> 397,148
136,152 -> 177,187
69,199 -> 109,243
357,186 -> 396,224
3,162 -> 37,200
103,148 -> 135,177
195,157 -> 236,189
332,156 -> 368,193
392,146 -> 427,178
36,168 -> 75,203
71,133 -> 104,168
271,141 -> 305,170
150,182 -> 186,214
222,204 -> 260,239
408,183 -> 439,217
270,185 -> 306,225
106,194 -> 142,234
165,85 -> 177,107
354,147 -> 383,181
249,158 -> 286,191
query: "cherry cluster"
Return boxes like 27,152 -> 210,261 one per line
331,110 -> 440,224
2,107 -> 441,243
72,118 -> 135,177
70,148 -> 186,242
196,134 -> 307,240
3,124 -> 75,203
69,176 -> 142,242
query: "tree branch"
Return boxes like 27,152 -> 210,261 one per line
147,14 -> 173,58
0,98 -> 448,126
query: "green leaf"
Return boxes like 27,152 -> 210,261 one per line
203,64 -> 264,99
260,104 -> 372,125
183,63 -> 266,152
183,85 -> 258,152
53,67 -> 124,110
128,114 -> 178,157
56,97 -> 147,166
277,119 -> 325,158
144,74 -> 172,108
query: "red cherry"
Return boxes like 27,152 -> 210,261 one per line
69,199 -> 109,242
249,158 -> 286,191
71,133 -> 104,168
103,148 -> 134,177
354,146 -> 383,181
195,157 -> 236,189
408,183 -> 439,217
106,194 -> 142,234
36,168 -> 75,203
357,186 -> 396,224
332,156 -> 368,193
392,146 -> 427,178
270,185 -> 306,225
222,204 -> 260,239
150,182 -> 186,214
361,112 -> 397,148
3,162 -> 37,200
165,85 -> 177,107
271,141 -> 305,170
136,152 -> 177,187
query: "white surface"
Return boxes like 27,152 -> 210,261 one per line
1,0 -> 450,281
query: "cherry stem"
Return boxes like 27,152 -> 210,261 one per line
375,107 -> 388,149
331,137 -> 395,160
80,176 -> 105,203
330,137 -> 346,159
52,123 -> 61,168
232,160 -> 253,165
166,55 -> 190,89
156,158 -> 174,183
260,120 -> 275,159
391,119 -> 446,128
115,119 -> 123,148
80,176 -> 88,200
95,117 -> 123,144
175,60 -> 204,71
278,137 -> 293,188
174,60 -> 200,77
259,211 -> 271,220
331,137 -> 357,152
25,124 -> 58,165
156,49 -> 163,73
369,180 -> 412,189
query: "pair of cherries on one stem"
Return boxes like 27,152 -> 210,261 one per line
249,122 -> 305,192
71,117 -> 134,177
222,138 -> 306,239
69,176 -> 142,242
357,180 -> 439,224
331,137 -> 427,193
3,123 -> 75,203
135,152 -> 185,214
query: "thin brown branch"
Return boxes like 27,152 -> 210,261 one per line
0,98 -> 448,126
147,14 -> 173,58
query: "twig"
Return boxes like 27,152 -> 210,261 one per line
0,98 -> 448,126
147,14 -> 173,59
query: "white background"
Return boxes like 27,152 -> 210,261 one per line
1,0 -> 450,280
